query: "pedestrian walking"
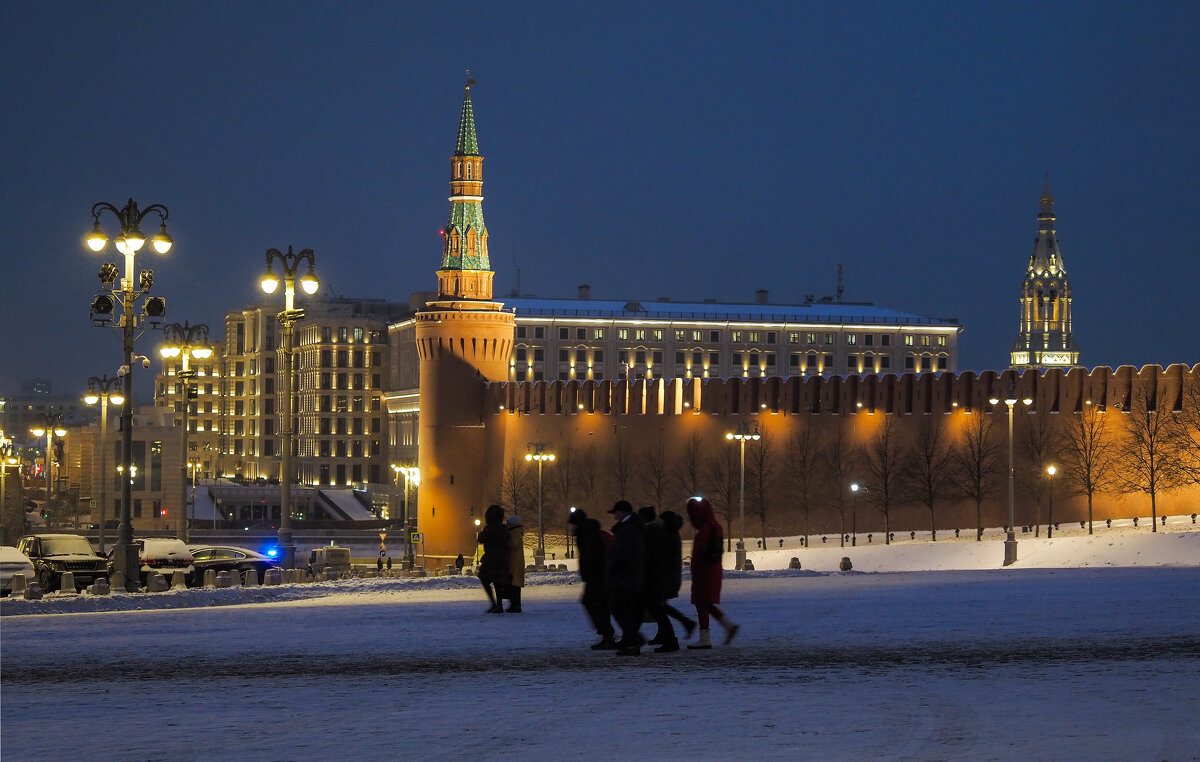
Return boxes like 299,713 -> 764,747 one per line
386,555 -> 393,571
376,555 -> 383,574
455,553 -> 465,574
685,496 -> 739,649
638,506 -> 680,653
658,509 -> 697,643
605,500 -> 646,655
569,509 -> 617,650
477,504 -> 511,613
505,513 -> 525,612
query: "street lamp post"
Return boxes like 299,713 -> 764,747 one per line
1046,465 -> 1056,539
400,466 -> 419,567
87,198 -> 173,591
990,384 -> 1033,567
84,376 -> 125,553
260,246 -> 319,570
725,420 -> 761,571
525,442 -> 555,568
567,506 -> 577,559
850,482 -> 861,547
30,410 -> 68,527
160,322 -> 213,543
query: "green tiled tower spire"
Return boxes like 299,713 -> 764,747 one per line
440,76 -> 490,275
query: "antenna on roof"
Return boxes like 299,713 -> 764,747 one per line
836,263 -> 844,302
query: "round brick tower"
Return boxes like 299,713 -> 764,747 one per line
415,78 -> 514,562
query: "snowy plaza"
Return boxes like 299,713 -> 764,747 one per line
3,529 -> 1199,761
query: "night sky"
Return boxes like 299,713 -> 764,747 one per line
2,2 -> 1197,400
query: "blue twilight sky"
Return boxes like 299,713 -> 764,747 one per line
1,1 -> 1198,400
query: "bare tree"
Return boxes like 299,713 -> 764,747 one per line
500,455 -> 531,514
673,430 -> 706,500
577,442 -> 599,515
1117,384 -> 1183,531
952,412 -> 1004,541
822,419 -> 856,547
747,430 -> 778,550
1061,402 -> 1116,535
640,432 -> 670,510
859,416 -> 910,544
906,414 -> 955,541
783,425 -> 823,549
705,440 -> 740,551
608,429 -> 637,501
1173,376 -> 1200,488
548,441 -> 578,529
1017,411 -> 1063,536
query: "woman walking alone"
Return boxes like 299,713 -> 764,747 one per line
685,496 -> 739,648
477,504 -> 511,613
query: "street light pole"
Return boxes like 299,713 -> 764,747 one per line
160,322 -> 212,543
725,420 -> 760,571
1046,465 -> 1056,539
87,198 -> 173,591
0,434 -> 18,545
990,384 -> 1032,567
30,409 -> 68,528
525,442 -> 555,567
84,376 -> 124,553
261,246 -> 319,570
850,482 -> 860,547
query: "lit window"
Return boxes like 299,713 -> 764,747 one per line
904,335 -> 914,346
938,335 -> 947,347
618,328 -> 629,341
847,334 -> 857,345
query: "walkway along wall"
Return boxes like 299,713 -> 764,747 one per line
439,364 -> 1199,558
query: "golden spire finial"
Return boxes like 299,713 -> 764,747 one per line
465,69 -> 476,91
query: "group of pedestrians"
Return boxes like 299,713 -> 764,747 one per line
475,503 -> 525,613
568,495 -> 739,656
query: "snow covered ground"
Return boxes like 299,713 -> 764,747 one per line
3,528 -> 1199,761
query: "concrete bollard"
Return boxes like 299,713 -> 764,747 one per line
10,573 -> 28,595
229,568 -> 242,587
839,556 -> 853,572
24,583 -> 43,600
263,568 -> 282,586
742,559 -> 755,571
89,578 -> 111,595
364,570 -> 376,578
171,570 -> 188,589
110,570 -> 126,592
203,569 -> 217,589
789,557 -> 802,570
58,571 -> 77,593
215,571 -> 232,589
146,573 -> 169,592
243,569 -> 259,587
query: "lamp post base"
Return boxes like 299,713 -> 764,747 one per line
534,547 -> 545,570
735,541 -> 746,571
1003,535 -> 1018,566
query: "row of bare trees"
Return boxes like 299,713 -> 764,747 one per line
495,379 -> 1200,547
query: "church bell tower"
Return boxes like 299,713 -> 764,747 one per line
1010,181 -> 1082,370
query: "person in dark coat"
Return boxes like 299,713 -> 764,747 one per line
686,496 -> 739,648
657,509 -> 697,645
477,504 -> 511,613
605,500 -> 646,655
570,509 -> 616,649
639,506 -> 681,653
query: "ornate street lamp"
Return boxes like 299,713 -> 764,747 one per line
725,420 -> 760,570
87,198 -> 172,591
83,376 -> 125,553
30,410 -> 68,526
160,322 -> 213,542
261,246 -> 319,569
525,442 -> 555,567
849,482 -> 862,547
990,383 -> 1033,566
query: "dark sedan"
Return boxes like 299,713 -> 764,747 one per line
188,545 -> 280,586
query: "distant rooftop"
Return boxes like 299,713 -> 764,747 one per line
502,295 -> 958,328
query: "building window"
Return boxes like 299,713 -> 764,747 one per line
710,331 -> 720,342
594,350 -> 604,363
516,326 -> 527,339
880,356 -> 891,370
559,327 -> 569,340
766,331 -> 777,344
748,331 -> 759,343
846,334 -> 857,345
653,329 -> 663,341
824,354 -> 834,368
675,351 -> 685,365
806,332 -> 817,345
533,349 -> 544,362
731,331 -> 743,343
790,353 -> 801,368
904,335 -> 915,346
559,349 -> 569,362
692,330 -> 703,342
921,356 -> 932,371
824,333 -> 835,345
938,356 -> 948,370
675,329 -> 686,341
594,328 -> 604,340
882,335 -> 891,347
534,327 -> 545,339
765,352 -> 775,367
905,355 -> 916,369
516,348 -> 527,362
635,329 -> 646,341
921,336 -> 931,347
788,331 -> 800,344
617,328 -> 628,340
864,334 -> 874,346
937,335 -> 947,347
577,328 -> 586,340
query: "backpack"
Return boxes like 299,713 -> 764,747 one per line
702,526 -> 723,564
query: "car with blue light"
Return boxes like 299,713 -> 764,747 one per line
187,545 -> 280,585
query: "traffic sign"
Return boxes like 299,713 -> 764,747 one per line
89,499 -> 97,509
410,532 -> 423,543
379,549 -> 386,558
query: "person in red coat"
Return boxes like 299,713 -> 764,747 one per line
685,496 -> 740,649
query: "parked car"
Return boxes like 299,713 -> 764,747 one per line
108,538 -> 196,588
16,534 -> 109,593
188,545 -> 279,585
1,545 -> 37,596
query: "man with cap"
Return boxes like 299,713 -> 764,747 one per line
569,508 -> 617,649
605,500 -> 646,655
